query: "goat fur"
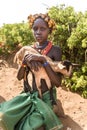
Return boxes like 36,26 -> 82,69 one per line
14,46 -> 72,98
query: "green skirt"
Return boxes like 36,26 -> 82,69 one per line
0,91 -> 63,130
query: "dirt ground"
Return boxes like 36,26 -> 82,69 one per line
0,54 -> 87,130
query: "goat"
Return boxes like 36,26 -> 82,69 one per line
14,46 -> 73,98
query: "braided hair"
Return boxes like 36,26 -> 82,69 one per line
27,13 -> 56,33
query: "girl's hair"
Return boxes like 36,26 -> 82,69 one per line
27,13 -> 56,33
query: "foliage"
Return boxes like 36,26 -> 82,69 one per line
62,62 -> 87,98
48,5 -> 87,98
67,17 -> 87,63
0,22 -> 34,54
48,5 -> 78,60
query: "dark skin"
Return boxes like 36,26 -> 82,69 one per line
17,18 -> 62,93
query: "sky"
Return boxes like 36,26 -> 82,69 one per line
0,0 -> 87,27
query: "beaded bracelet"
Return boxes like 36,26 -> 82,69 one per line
21,59 -> 27,68
21,64 -> 26,68
43,61 -> 49,67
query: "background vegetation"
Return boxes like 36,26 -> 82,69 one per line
0,5 -> 87,98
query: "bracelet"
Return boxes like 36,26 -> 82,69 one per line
43,61 -> 49,67
21,64 -> 26,68
22,59 -> 27,68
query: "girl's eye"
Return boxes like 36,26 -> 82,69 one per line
33,27 -> 38,31
33,27 -> 47,31
40,27 -> 46,31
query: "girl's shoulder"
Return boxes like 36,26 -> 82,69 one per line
50,44 -> 62,57
51,44 -> 61,51
48,45 -> 62,61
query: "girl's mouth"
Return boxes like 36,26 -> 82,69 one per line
36,36 -> 42,40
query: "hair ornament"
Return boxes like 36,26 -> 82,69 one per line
27,13 -> 56,32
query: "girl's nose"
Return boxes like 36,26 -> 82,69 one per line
37,29 -> 41,34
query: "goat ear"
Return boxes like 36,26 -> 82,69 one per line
14,52 -> 22,65
58,62 -> 66,69
14,53 -> 17,63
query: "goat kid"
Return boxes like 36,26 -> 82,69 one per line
14,46 -> 73,98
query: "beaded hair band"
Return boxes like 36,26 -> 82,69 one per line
27,13 -> 56,33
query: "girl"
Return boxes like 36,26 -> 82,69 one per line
0,13 -> 64,130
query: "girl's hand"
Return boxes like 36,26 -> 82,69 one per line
24,54 -> 46,71
24,54 -> 46,63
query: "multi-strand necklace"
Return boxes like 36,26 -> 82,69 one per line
33,41 -> 53,55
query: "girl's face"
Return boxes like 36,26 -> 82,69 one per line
32,18 -> 49,45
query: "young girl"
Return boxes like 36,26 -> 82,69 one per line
0,13 -> 64,130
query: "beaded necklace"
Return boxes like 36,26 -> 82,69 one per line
33,41 -> 53,55
35,41 -> 48,49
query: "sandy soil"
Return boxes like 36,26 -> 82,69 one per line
0,55 -> 87,130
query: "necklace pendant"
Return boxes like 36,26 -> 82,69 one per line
38,49 -> 41,52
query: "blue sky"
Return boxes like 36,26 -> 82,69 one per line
0,0 -> 87,27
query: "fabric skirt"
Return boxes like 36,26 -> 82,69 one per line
0,91 -> 63,130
